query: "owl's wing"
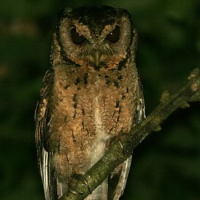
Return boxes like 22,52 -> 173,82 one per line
35,68 -> 57,200
109,81 -> 145,200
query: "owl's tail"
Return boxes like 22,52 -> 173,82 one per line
85,179 -> 108,200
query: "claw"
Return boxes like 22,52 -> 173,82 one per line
118,140 -> 124,151
83,177 -> 92,194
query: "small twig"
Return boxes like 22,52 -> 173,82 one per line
60,68 -> 200,200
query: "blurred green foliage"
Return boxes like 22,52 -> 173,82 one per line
0,0 -> 200,200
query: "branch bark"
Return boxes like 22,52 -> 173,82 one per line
59,68 -> 200,200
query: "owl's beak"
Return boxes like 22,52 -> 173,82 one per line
93,50 -> 100,67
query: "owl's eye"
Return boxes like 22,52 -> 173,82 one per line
106,26 -> 120,43
71,28 -> 86,45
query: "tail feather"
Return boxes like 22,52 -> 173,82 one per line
85,179 -> 108,200
57,181 -> 68,199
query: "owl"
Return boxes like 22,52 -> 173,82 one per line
35,5 -> 145,200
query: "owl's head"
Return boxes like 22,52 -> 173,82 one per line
51,6 -> 137,70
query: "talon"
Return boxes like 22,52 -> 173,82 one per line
69,188 -> 80,195
83,177 -> 92,194
118,140 -> 124,150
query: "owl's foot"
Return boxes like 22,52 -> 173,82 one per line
82,177 -> 92,194
117,135 -> 133,156
68,174 -> 92,195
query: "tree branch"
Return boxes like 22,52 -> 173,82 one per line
59,68 -> 200,200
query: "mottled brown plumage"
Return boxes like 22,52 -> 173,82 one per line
35,6 -> 145,200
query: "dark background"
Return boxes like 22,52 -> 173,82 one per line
0,0 -> 200,200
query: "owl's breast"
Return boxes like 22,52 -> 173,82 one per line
50,65 -> 138,177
